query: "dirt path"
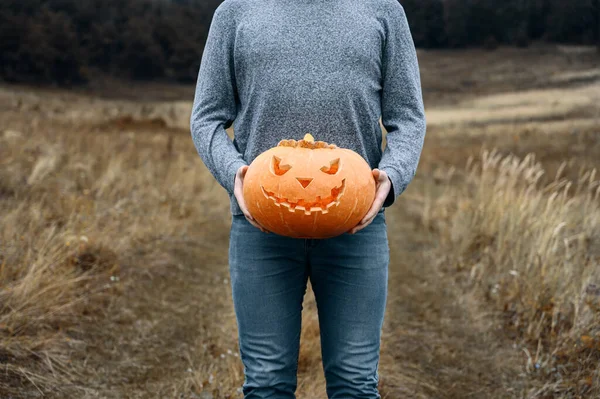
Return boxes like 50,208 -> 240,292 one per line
60,225 -> 242,398
55,183 -> 524,399
379,201 -> 524,398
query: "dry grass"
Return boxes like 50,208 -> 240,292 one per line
423,149 -> 600,397
425,82 -> 600,128
0,125 -> 232,396
1,45 -> 599,398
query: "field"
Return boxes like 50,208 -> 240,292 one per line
1,43 -> 599,398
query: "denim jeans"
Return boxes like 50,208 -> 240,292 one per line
228,210 -> 389,399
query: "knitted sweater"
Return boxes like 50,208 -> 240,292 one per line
190,0 -> 426,216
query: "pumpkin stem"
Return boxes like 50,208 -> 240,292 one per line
277,134 -> 337,149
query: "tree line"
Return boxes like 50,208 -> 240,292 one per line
403,0 -> 599,49
0,0 -> 598,85
0,0 -> 220,84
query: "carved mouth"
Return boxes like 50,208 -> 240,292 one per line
261,179 -> 346,215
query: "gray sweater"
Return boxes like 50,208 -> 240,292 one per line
190,0 -> 426,216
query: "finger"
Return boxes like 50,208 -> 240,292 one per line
257,224 -> 270,234
362,174 -> 389,223
244,215 -> 269,233
353,212 -> 377,234
236,191 -> 254,220
235,166 -> 254,220
235,187 -> 254,222
360,193 -> 386,224
359,214 -> 372,227
374,182 -> 390,206
242,209 -> 255,222
235,166 -> 248,187
255,220 -> 270,234
350,217 -> 374,234
246,216 -> 267,232
372,168 -> 380,181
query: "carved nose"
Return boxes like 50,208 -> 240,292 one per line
296,178 -> 313,189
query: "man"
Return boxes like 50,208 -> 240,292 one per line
190,0 -> 426,397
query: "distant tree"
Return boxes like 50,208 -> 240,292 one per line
40,8 -> 85,84
546,0 -> 596,44
443,0 -> 471,47
526,0 -> 550,40
0,9 -> 20,79
401,0 -> 446,48
169,40 -> 201,82
119,18 -> 166,80
595,0 -> 600,51
86,22 -> 120,72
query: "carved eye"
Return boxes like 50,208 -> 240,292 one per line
320,158 -> 340,175
272,156 -> 292,176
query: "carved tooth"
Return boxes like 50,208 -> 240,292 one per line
261,187 -> 270,199
263,182 -> 346,211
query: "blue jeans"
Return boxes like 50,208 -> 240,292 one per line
228,211 -> 389,399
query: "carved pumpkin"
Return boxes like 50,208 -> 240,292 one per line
243,134 -> 376,238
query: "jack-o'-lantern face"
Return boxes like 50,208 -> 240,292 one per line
261,155 -> 346,215
243,134 -> 376,239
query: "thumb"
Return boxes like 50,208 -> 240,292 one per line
238,165 -> 249,180
372,168 -> 380,181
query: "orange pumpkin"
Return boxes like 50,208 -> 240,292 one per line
243,134 -> 376,238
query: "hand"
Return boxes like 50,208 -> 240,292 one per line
234,165 -> 270,233
349,169 -> 391,234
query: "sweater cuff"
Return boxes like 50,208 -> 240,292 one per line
225,159 -> 248,195
380,167 -> 404,208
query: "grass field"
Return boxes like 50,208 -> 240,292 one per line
1,43 -> 599,398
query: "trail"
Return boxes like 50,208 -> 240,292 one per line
378,200 -> 523,398
61,184 -> 524,399
1,83 -> 531,399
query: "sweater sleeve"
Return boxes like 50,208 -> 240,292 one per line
377,2 -> 427,208
190,3 -> 247,195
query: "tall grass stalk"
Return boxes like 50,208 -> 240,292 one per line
426,149 -> 600,397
